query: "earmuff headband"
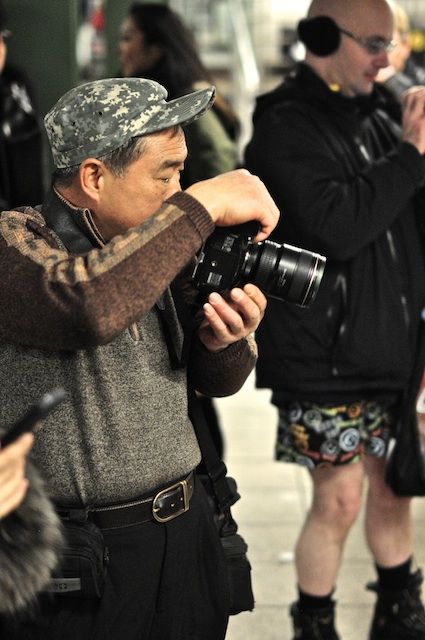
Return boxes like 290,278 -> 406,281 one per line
297,16 -> 341,57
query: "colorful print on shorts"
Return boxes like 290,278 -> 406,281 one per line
275,400 -> 396,469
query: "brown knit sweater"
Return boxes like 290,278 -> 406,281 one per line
0,190 -> 257,505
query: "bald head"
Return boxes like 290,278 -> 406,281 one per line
303,0 -> 394,97
307,0 -> 392,30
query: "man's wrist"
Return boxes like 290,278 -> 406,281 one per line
165,191 -> 214,240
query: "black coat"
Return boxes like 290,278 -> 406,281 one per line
245,63 -> 425,402
0,65 -> 44,210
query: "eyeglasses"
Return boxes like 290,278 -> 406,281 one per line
0,29 -> 11,41
338,27 -> 396,55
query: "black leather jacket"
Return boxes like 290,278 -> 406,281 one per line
245,64 -> 425,403
0,65 -> 44,209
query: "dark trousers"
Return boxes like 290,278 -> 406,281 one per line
1,483 -> 230,640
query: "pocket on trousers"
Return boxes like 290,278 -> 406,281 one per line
46,520 -> 109,599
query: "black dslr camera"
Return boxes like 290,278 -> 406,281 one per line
192,222 -> 326,307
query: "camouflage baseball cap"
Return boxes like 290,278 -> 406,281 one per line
44,77 -> 216,168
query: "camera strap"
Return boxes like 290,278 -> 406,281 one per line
188,386 -> 256,616
188,386 -> 239,512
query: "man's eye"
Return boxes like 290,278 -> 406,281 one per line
160,168 -> 183,183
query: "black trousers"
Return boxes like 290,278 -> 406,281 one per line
1,483 -> 230,640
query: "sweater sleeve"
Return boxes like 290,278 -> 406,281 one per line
245,105 -> 425,261
188,334 -> 257,397
0,192 -> 214,350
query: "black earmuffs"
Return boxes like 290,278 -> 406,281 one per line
297,16 -> 341,57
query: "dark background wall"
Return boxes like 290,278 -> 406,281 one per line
3,0 -> 79,119
3,0 -> 168,117
1,0 -> 166,176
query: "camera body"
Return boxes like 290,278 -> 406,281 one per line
192,222 -> 326,308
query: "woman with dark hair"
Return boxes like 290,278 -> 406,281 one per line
117,2 -> 240,189
117,3 -> 241,458
118,2 -> 239,456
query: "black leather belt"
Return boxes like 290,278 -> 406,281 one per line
56,471 -> 195,530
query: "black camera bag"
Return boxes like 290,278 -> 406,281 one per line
386,315 -> 425,496
199,472 -> 255,615
46,516 -> 109,598
386,407 -> 425,496
189,388 -> 255,615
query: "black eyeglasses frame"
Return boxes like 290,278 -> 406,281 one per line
338,27 -> 396,55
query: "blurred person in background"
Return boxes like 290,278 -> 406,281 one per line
0,3 -> 44,209
117,2 -> 239,190
377,1 -> 425,100
245,0 -> 425,638
117,2 -> 241,456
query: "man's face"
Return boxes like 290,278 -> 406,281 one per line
94,127 -> 187,240
329,2 -> 394,96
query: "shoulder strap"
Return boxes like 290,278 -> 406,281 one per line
188,386 -> 239,511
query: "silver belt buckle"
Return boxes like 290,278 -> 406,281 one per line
152,478 -> 189,523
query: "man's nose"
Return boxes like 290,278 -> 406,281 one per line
375,50 -> 390,68
168,178 -> 182,198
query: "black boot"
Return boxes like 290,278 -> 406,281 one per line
368,568 -> 425,639
290,601 -> 341,640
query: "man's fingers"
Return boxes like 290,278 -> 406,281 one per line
403,87 -> 425,114
186,169 -> 280,239
204,294 -> 244,334
240,284 -> 267,317
250,179 -> 281,241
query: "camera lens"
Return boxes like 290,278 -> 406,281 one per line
191,224 -> 326,307
242,240 -> 326,307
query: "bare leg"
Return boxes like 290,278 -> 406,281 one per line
296,461 -> 364,595
363,455 -> 412,566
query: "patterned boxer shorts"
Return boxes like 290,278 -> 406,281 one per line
275,400 -> 398,469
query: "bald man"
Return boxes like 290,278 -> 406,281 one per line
246,1 -> 425,638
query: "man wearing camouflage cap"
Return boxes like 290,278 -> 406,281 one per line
0,77 -> 279,640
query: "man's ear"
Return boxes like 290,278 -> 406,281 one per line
79,158 -> 105,202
